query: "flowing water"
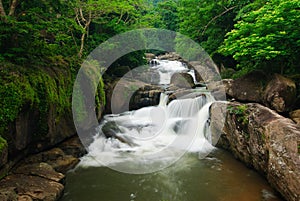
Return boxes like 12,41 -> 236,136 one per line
61,60 -> 283,201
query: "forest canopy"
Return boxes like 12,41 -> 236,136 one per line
0,0 -> 299,75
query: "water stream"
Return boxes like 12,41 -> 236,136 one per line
61,60 -> 283,201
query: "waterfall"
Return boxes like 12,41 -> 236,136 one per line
79,60 -> 216,173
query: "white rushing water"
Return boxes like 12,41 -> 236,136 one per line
79,60 -> 216,173
150,60 -> 197,85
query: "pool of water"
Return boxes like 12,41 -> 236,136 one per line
60,149 -> 282,201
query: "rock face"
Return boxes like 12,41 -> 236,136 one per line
211,102 -> 300,201
263,74 -> 297,112
170,73 -> 195,89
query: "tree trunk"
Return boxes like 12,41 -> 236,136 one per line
78,32 -> 86,58
0,0 -> 7,17
8,0 -> 18,16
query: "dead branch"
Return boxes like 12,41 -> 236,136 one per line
201,6 -> 237,36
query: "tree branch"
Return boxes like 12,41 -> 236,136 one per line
201,6 -> 237,36
0,0 -> 7,17
8,0 -> 18,16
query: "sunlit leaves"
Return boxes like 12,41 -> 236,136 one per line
219,0 -> 300,73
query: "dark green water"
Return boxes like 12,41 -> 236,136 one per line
60,149 -> 282,201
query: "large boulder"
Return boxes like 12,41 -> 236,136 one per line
170,73 -> 195,89
211,102 -> 300,201
225,71 -> 268,102
263,74 -> 297,112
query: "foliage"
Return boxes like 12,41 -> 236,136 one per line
228,104 -> 249,125
177,0 -> 249,56
0,62 -> 73,135
219,0 -> 300,74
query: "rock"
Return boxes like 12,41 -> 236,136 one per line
170,73 -> 195,89
189,66 -> 203,82
227,71 -> 268,102
290,109 -> 300,124
0,187 -> 18,201
59,136 -> 87,158
102,121 -> 123,138
105,78 -> 147,114
14,163 -> 65,183
0,174 -> 64,201
22,148 -> 79,174
157,52 -> 182,61
48,156 -> 79,174
212,102 -> 300,201
129,85 -> 163,111
222,79 -> 234,98
145,53 -> 156,62
263,74 -> 297,112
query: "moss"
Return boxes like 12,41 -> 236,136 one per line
0,61 -> 106,142
0,136 -> 7,152
228,105 -> 249,125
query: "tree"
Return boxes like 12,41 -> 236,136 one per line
177,0 -> 250,58
0,0 -> 18,18
219,0 -> 300,74
74,0 -> 144,58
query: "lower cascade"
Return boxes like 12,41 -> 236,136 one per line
79,91 -> 216,173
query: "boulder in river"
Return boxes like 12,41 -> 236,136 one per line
170,73 -> 195,89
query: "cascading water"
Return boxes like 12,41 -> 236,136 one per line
79,90 -> 215,171
61,59 -> 282,201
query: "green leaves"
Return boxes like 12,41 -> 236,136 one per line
219,0 -> 300,74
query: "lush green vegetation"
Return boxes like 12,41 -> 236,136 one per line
0,0 -> 299,146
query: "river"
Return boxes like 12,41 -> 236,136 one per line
61,60 -> 283,201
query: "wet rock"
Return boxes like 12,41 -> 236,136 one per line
101,122 -> 137,147
102,121 -> 123,138
170,73 -> 195,89
263,74 -> 297,112
290,109 -> 300,124
0,174 -> 64,201
14,163 -> 65,183
59,136 -> 87,158
212,102 -> 300,201
129,85 -> 163,110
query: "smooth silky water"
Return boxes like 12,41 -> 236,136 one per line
61,60 -> 283,201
